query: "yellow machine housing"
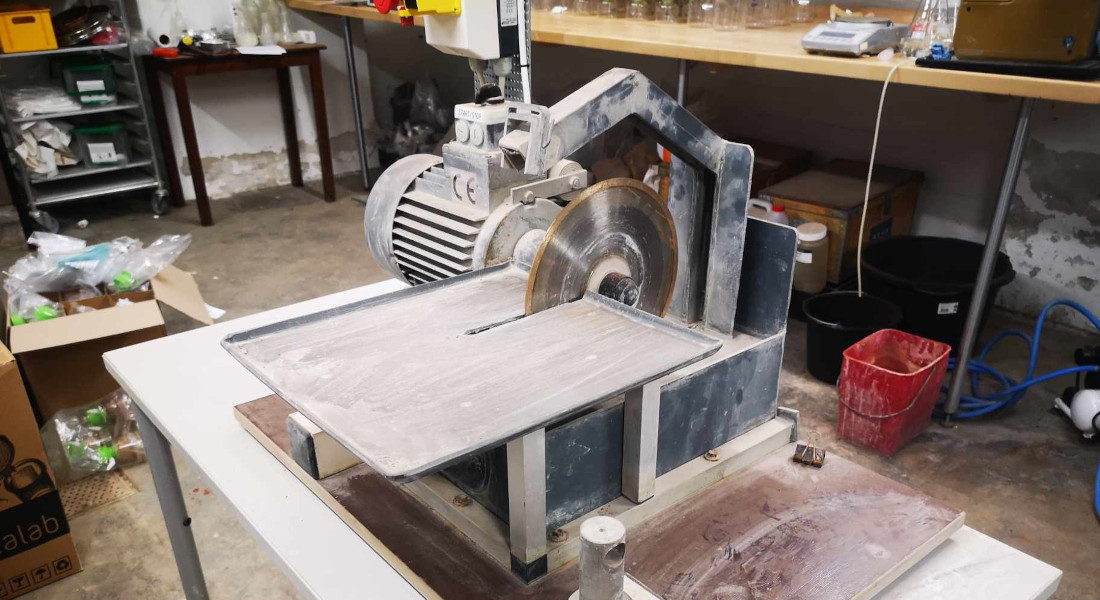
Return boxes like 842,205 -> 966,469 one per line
955,0 -> 1100,63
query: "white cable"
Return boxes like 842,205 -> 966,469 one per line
856,58 -> 914,297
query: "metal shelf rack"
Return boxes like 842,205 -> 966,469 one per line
0,0 -> 168,231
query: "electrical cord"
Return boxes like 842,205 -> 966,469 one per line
929,300 -> 1100,521
856,57 -> 915,296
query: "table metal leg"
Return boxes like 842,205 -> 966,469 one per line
344,16 -> 372,194
676,59 -> 689,105
134,405 -> 210,600
942,97 -> 1036,421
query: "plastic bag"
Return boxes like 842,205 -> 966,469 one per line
28,232 -> 86,254
7,291 -> 60,325
40,390 -> 145,485
107,233 -> 192,292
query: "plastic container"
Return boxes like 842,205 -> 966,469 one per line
803,291 -> 902,383
861,236 -> 1015,353
63,62 -> 118,103
72,123 -> 129,166
747,198 -> 771,219
0,5 -> 58,54
793,222 -> 828,294
836,329 -> 951,456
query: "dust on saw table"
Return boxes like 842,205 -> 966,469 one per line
235,395 -> 964,600
222,264 -> 721,479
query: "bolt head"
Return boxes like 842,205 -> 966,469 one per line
550,528 -> 569,543
569,176 -> 583,189
704,450 -> 719,462
522,190 -> 536,204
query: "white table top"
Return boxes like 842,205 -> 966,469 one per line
104,279 -> 1062,600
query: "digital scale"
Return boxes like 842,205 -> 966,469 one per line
802,17 -> 909,57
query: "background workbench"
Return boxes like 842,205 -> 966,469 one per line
144,44 -> 336,226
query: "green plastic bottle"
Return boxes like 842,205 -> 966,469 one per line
113,270 -> 135,292
84,407 -> 108,427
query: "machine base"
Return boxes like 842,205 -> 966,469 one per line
235,394 -> 963,600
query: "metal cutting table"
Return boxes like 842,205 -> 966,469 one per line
104,278 -> 1062,600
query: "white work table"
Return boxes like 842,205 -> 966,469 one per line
104,279 -> 1062,600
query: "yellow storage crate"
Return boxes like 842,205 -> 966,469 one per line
0,5 -> 57,54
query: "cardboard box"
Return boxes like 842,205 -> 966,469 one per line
759,159 -> 923,285
0,341 -> 82,598
7,265 -> 210,423
738,138 -> 813,197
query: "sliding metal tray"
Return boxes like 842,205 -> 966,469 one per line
223,264 -> 721,480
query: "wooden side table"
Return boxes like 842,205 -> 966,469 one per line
144,44 -> 335,226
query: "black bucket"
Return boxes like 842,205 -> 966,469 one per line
861,236 -> 1015,352
803,292 -> 903,383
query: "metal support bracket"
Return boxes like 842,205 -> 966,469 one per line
508,168 -> 590,205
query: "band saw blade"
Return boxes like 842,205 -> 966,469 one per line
525,178 -> 678,317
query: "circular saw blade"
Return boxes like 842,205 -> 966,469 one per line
525,178 -> 678,317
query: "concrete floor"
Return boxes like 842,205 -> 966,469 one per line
16,180 -> 1099,599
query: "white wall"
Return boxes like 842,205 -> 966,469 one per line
133,0 -> 378,199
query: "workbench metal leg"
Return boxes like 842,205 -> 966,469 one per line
943,97 -> 1036,421
676,59 -> 689,105
134,405 -> 210,600
343,16 -> 372,193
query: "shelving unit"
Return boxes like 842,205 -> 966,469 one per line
0,0 -> 167,231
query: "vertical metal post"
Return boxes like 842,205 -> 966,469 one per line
943,97 -> 1036,420
133,405 -> 210,600
622,383 -> 659,503
506,428 -> 547,564
676,59 -> 689,105
343,16 -> 372,192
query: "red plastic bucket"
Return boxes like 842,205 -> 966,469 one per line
836,329 -> 951,456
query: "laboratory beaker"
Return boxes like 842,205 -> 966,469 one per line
626,0 -> 650,19
791,0 -> 813,22
655,0 -> 678,21
744,0 -> 772,28
714,0 -> 745,30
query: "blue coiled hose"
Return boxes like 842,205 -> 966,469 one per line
933,300 -> 1100,520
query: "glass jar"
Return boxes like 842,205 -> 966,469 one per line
791,0 -> 813,22
744,0 -> 772,28
626,0 -> 650,19
598,0 -> 623,16
714,0 -> 744,31
655,0 -> 678,22
574,0 -> 597,14
687,0 -> 716,26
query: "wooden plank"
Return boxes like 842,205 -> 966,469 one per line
223,266 -> 721,479
287,411 -> 363,479
626,447 -> 965,600
236,394 -> 964,600
288,0 -> 1100,105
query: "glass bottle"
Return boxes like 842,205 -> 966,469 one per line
903,0 -> 956,57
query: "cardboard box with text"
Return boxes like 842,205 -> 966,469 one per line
0,341 -> 82,598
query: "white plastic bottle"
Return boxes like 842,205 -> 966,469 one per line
768,204 -> 789,225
